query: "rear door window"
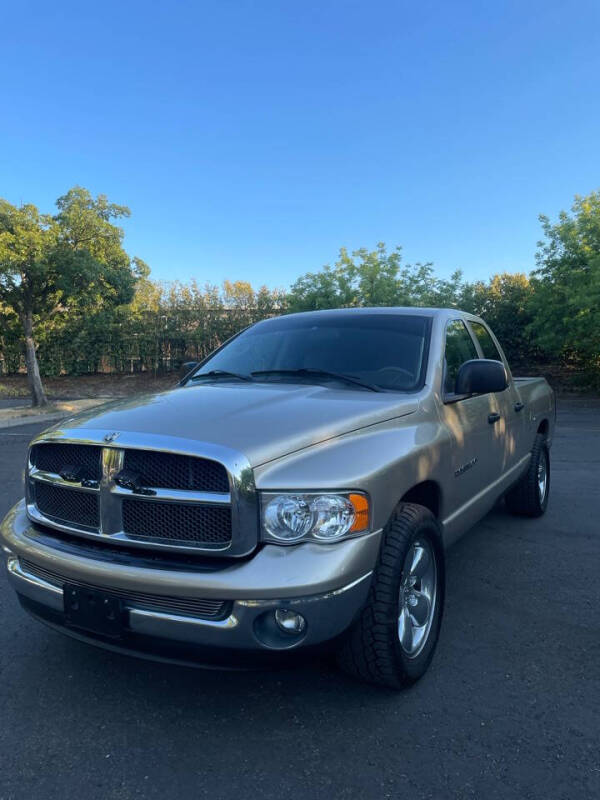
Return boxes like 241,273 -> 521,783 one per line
470,321 -> 503,361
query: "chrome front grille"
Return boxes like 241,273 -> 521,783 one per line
24,436 -> 258,556
19,558 -> 231,619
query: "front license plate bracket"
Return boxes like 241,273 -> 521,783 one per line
64,584 -> 125,639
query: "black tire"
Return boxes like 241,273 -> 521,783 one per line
505,433 -> 550,517
337,503 -> 445,689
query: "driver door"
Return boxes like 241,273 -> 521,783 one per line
439,320 -> 505,518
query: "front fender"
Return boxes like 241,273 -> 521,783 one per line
254,416 -> 448,533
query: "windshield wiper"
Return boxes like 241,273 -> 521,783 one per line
251,368 -> 382,392
189,370 -> 253,382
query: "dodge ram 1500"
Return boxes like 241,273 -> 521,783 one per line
1,307 -> 555,687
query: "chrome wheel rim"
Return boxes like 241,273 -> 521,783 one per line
538,450 -> 548,503
398,538 -> 437,658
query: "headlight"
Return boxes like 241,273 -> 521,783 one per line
261,492 -> 369,544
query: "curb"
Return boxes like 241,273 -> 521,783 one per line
0,397 -> 115,431
0,412 -> 69,430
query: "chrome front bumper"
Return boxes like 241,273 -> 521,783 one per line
2,501 -> 381,662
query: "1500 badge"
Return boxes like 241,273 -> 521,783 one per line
455,457 -> 478,477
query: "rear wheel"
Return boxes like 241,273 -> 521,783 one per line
337,503 -> 445,689
505,433 -> 550,517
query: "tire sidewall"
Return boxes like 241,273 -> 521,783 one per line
537,442 -> 550,514
505,433 -> 551,517
388,511 -> 445,682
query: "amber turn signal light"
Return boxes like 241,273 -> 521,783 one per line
349,493 -> 370,532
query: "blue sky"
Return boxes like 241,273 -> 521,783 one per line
1,0 -> 599,289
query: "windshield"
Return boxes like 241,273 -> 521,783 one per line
191,312 -> 432,392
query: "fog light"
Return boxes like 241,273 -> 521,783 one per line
274,608 -> 306,635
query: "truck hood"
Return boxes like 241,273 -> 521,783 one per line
53,383 -> 419,467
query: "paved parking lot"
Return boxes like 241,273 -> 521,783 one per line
0,398 -> 598,800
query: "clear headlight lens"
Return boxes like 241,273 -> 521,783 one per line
263,495 -> 315,541
261,492 -> 369,544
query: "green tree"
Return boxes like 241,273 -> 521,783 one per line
0,187 -> 141,405
459,273 -> 536,367
288,243 -> 467,311
350,244 -> 402,306
287,258 -> 356,311
288,244 -> 406,310
529,191 -> 600,379
0,299 -> 21,374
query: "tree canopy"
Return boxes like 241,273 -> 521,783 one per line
0,187 -> 142,404
287,243 -> 468,312
528,191 -> 600,369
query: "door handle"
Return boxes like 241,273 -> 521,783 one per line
514,402 -> 525,412
488,412 -> 501,424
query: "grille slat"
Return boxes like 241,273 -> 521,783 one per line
35,483 -> 100,528
123,450 -> 229,493
19,559 -> 230,619
122,499 -> 232,546
31,443 -> 102,481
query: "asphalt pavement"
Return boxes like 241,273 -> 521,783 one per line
0,398 -> 598,800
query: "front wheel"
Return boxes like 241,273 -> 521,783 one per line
337,503 -> 445,689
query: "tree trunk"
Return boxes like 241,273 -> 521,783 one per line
22,311 -> 48,407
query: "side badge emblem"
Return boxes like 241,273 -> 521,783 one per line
454,456 -> 478,477
103,432 -> 120,443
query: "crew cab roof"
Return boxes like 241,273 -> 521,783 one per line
267,307 -> 480,324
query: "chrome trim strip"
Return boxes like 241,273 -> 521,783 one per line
29,468 -> 101,492
110,485 -> 231,505
6,555 -> 64,612
7,555 -> 63,596
235,571 -> 373,607
128,607 -> 239,630
100,446 -> 124,536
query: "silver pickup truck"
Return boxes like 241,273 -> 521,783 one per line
1,308 -> 555,688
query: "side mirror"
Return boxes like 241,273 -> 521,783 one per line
455,359 -> 507,395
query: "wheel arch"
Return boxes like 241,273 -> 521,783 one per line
400,480 -> 442,519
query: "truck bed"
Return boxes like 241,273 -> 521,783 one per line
513,376 -> 555,440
